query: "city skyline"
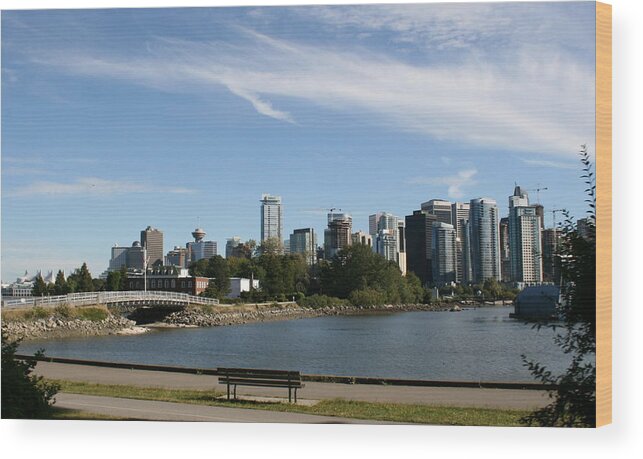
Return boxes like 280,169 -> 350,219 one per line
1,3 -> 596,280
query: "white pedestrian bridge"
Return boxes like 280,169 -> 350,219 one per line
1,291 -> 219,309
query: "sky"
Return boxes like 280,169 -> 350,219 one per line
1,2 -> 597,282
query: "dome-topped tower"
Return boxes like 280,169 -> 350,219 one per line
192,228 -> 206,242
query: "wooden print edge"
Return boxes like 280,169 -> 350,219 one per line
595,0 -> 612,428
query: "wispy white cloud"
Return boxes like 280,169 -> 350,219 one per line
521,158 -> 578,170
408,168 -> 478,200
28,19 -> 594,156
7,177 -> 194,197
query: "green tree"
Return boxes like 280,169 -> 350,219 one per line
32,274 -> 47,297
1,332 -> 60,419
118,265 -> 129,291
195,256 -> 231,299
54,270 -> 69,295
106,270 -> 121,291
75,263 -> 95,292
521,145 -> 597,427
319,244 -> 422,305
259,237 -> 284,256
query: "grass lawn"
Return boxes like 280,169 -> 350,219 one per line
50,379 -> 529,426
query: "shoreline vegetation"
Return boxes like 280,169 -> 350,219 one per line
0,300 -> 507,342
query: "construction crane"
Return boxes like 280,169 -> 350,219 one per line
524,185 -> 548,204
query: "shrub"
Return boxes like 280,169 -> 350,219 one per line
53,304 -> 73,319
1,332 -> 60,419
32,306 -> 51,320
298,294 -> 350,309
349,288 -> 387,307
75,307 -> 108,321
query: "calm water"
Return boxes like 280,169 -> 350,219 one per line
19,307 -> 573,382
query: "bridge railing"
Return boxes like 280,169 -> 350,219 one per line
1,291 -> 220,309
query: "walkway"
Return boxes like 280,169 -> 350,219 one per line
54,393 -> 389,423
35,361 -> 550,411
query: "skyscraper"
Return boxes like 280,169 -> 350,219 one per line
373,213 -> 400,262
225,236 -> 242,258
432,222 -> 457,285
140,226 -> 164,266
186,228 -> 217,264
397,220 -> 407,275
421,199 -> 453,224
469,198 -> 501,283
290,228 -> 317,265
499,217 -> 511,282
542,228 -> 563,284
260,194 -> 283,243
451,202 -> 470,283
405,210 -> 438,286
508,186 -> 543,283
324,212 -> 352,259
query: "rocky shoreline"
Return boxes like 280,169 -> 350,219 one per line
161,303 -> 455,328
1,315 -> 148,342
2,302 -> 479,341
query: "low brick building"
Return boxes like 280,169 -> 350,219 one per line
127,267 -> 210,296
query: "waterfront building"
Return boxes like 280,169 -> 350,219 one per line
405,210 -> 438,286
165,246 -> 188,268
469,198 -> 501,283
421,199 -> 453,224
225,236 -> 242,258
290,228 -> 317,265
499,217 -> 511,282
260,194 -> 283,243
542,228 -> 563,284
126,241 -> 145,270
186,228 -> 217,265
229,277 -> 261,299
352,230 -> 373,248
397,220 -> 407,275
108,245 -> 129,272
324,212 -> 352,259
508,186 -> 543,283
126,266 -> 209,296
368,212 -> 383,237
140,226 -> 164,267
451,202 -> 470,283
432,222 -> 457,285
372,213 -> 400,263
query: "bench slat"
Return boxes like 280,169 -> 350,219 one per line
224,380 -> 304,388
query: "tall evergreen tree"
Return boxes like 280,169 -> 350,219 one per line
32,275 -> 47,297
76,263 -> 94,292
54,270 -> 68,295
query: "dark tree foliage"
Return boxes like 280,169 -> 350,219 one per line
192,255 -> 231,299
105,270 -> 121,291
54,270 -> 69,295
32,274 -> 48,297
319,244 -> 423,305
1,332 -> 60,419
521,145 -> 597,427
118,265 -> 129,291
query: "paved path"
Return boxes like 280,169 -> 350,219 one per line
54,393 -> 389,423
35,361 -> 550,410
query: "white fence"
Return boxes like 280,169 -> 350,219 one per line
1,291 -> 220,309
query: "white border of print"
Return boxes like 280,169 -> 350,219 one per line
0,1 -> 640,458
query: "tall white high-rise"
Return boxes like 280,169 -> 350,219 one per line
290,228 -> 317,265
508,186 -> 543,283
260,194 -> 283,243
469,198 -> 501,283
451,202 -> 470,283
432,222 -> 457,285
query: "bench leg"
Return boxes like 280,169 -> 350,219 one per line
234,385 -> 237,400
289,387 -> 292,403
227,383 -> 230,400
294,388 -> 297,404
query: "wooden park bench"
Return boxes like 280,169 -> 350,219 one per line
217,367 -> 305,403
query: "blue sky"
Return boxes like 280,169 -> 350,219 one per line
1,2 -> 596,281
